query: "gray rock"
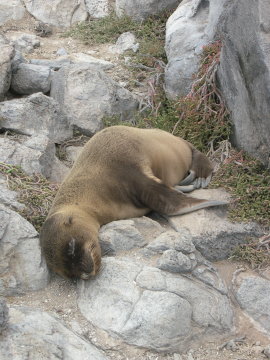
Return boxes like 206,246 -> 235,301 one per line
11,50 -> 27,72
110,32 -> 139,54
0,306 -> 108,360
66,146 -> 83,164
264,345 -> 270,359
11,63 -> 52,95
49,156 -> 70,183
99,219 -> 147,252
0,35 -> 14,101
50,64 -> 138,136
0,93 -> 72,143
192,259 -> 227,295
0,0 -> 25,26
0,177 -> 25,211
116,0 -> 180,21
165,0 -> 227,99
157,249 -> 193,273
31,54 -> 115,71
56,47 -> 68,56
30,58 -> 71,69
66,53 -> 115,70
130,216 -> 165,242
235,276 -> 270,333
0,204 -> 49,296
0,298 -> 8,334
85,0 -> 110,18
168,189 -> 260,261
9,33 -> 40,54
22,0 -> 88,27
78,257 -> 233,352
0,135 -> 55,178
147,230 -> 195,254
217,0 -> 270,166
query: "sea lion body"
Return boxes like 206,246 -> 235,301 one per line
40,126 -> 223,279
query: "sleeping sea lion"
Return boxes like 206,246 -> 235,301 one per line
40,126 -> 227,279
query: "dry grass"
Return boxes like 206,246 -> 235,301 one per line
0,162 -> 59,231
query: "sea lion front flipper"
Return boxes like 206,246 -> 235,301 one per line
174,184 -> 195,193
179,170 -> 196,185
138,175 -> 228,216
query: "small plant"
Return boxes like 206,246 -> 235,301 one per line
230,234 -> 270,269
212,150 -> 270,227
171,41 -> 231,152
0,162 -> 59,231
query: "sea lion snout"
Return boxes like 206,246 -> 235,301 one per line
40,210 -> 101,280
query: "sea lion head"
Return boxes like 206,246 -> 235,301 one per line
40,208 -> 101,280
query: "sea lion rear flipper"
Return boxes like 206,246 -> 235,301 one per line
139,175 -> 228,216
169,199 -> 228,216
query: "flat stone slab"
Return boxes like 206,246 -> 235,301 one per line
0,306 -> 108,360
78,257 -> 233,352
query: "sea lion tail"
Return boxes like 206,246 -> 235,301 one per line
138,175 -> 228,216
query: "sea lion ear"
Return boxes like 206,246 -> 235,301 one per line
68,238 -> 76,257
64,216 -> 73,226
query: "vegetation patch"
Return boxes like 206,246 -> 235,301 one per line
0,162 -> 58,231
64,12 -> 168,67
230,234 -> 270,269
212,150 -> 270,227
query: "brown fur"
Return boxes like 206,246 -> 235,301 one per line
40,126 -> 216,279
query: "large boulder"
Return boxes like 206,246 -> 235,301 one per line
0,135 -> 55,178
0,0 -> 25,26
11,63 -> 52,95
164,0 -> 227,99
78,257 -> 233,352
0,298 -> 8,334
50,64 -> 138,136
22,0 -> 88,27
0,35 -> 15,101
168,189 -> 261,261
85,0 -> 110,18
0,204 -> 49,296
164,0 -> 270,166
0,93 -> 72,143
234,275 -> 270,335
115,0 -> 180,21
0,306 -> 108,360
217,0 -> 270,167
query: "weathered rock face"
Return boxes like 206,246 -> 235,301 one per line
78,257 -> 233,352
0,306 -> 108,360
168,189 -> 261,261
234,275 -> 270,334
0,0 -> 25,26
0,93 -> 72,143
0,35 -> 15,101
0,205 -> 49,296
50,64 -> 138,136
22,0 -> 88,27
0,136 -> 55,178
0,298 -> 9,334
8,33 -> 40,54
11,63 -> 52,95
115,0 -> 180,21
165,0 -> 227,99
85,0 -> 110,18
217,0 -> 270,167
165,0 -> 270,165
109,32 -> 139,54
0,178 -> 25,211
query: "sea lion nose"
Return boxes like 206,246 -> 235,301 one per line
80,272 -> 91,280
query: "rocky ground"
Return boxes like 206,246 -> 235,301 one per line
0,11 -> 270,360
